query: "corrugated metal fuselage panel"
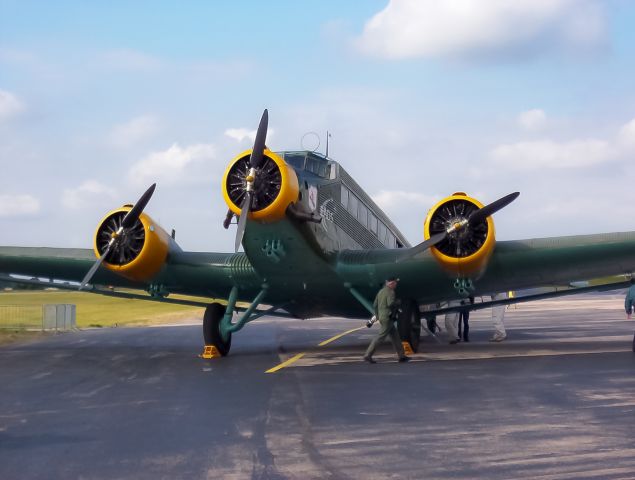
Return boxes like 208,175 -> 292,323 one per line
291,162 -> 410,255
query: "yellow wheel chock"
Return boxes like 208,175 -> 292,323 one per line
200,345 -> 221,359
402,341 -> 414,356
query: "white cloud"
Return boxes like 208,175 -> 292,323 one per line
0,194 -> 40,217
224,127 -> 276,145
490,116 -> 635,171
490,139 -> 614,170
355,0 -> 607,61
224,128 -> 256,143
372,190 -> 440,212
109,115 -> 161,148
0,89 -> 24,120
62,180 -> 117,211
517,109 -> 547,131
617,118 -> 635,151
127,143 -> 216,187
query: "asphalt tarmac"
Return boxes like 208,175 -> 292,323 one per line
1,294 -> 635,480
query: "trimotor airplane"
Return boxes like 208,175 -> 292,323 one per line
1,109 -> 634,356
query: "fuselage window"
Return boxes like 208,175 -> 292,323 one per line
318,162 -> 327,178
358,203 -> 368,228
340,185 -> 349,209
369,214 -> 378,234
378,222 -> 387,245
348,193 -> 359,217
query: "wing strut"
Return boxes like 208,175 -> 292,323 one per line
344,282 -> 375,316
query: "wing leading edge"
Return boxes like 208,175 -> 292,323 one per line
0,246 -> 265,303
335,231 -> 635,306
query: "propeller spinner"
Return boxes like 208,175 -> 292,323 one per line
79,183 -> 157,290
396,191 -> 519,262
232,109 -> 269,252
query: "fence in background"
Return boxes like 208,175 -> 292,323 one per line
0,304 -> 76,331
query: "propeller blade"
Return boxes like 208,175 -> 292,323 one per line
79,242 -> 113,290
121,183 -> 156,229
249,109 -> 268,169
468,191 -> 520,225
396,232 -> 447,263
234,191 -> 252,252
80,184 -> 157,291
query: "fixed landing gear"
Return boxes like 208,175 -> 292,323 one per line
397,300 -> 421,353
204,303 -> 232,356
201,286 -> 268,357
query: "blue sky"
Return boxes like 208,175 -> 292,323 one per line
2,0 -> 635,251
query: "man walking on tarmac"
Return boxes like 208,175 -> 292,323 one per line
363,277 -> 411,364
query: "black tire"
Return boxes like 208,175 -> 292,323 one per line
203,303 -> 231,356
397,300 -> 421,353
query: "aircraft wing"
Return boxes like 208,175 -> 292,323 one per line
335,231 -> 635,306
422,279 -> 631,317
0,246 -> 265,305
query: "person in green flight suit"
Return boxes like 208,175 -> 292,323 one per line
363,277 -> 411,364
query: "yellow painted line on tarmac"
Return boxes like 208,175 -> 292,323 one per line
266,326 -> 365,373
266,353 -> 306,373
318,326 -> 365,347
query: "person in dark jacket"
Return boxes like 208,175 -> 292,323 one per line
624,280 -> 635,352
458,296 -> 475,342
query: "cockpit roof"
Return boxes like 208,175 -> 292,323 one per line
276,150 -> 336,180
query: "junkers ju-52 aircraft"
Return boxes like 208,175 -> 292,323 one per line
1,109 -> 634,356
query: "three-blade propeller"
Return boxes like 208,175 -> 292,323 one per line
79,183 -> 157,290
233,109 -> 269,252
396,191 -> 519,262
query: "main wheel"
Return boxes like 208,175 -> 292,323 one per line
397,300 -> 421,353
203,303 -> 232,356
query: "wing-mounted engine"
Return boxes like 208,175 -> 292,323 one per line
424,192 -> 496,278
93,207 -> 171,282
222,148 -> 299,223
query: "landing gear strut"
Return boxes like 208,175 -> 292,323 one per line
397,300 -> 421,353
202,285 -> 269,357
203,303 -> 232,356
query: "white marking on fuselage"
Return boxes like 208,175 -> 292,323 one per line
319,198 -> 335,232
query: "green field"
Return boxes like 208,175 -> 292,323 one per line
0,290 -> 207,329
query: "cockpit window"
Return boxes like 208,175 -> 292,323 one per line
283,153 -> 306,170
279,151 -> 334,180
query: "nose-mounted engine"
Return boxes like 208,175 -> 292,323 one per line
93,207 -> 170,282
424,192 -> 496,277
220,110 -> 301,253
222,148 -> 299,223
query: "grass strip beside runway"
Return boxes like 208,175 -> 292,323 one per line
0,290 -> 209,328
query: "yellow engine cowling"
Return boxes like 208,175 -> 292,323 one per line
93,207 -> 170,282
222,149 -> 299,222
424,192 -> 496,278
